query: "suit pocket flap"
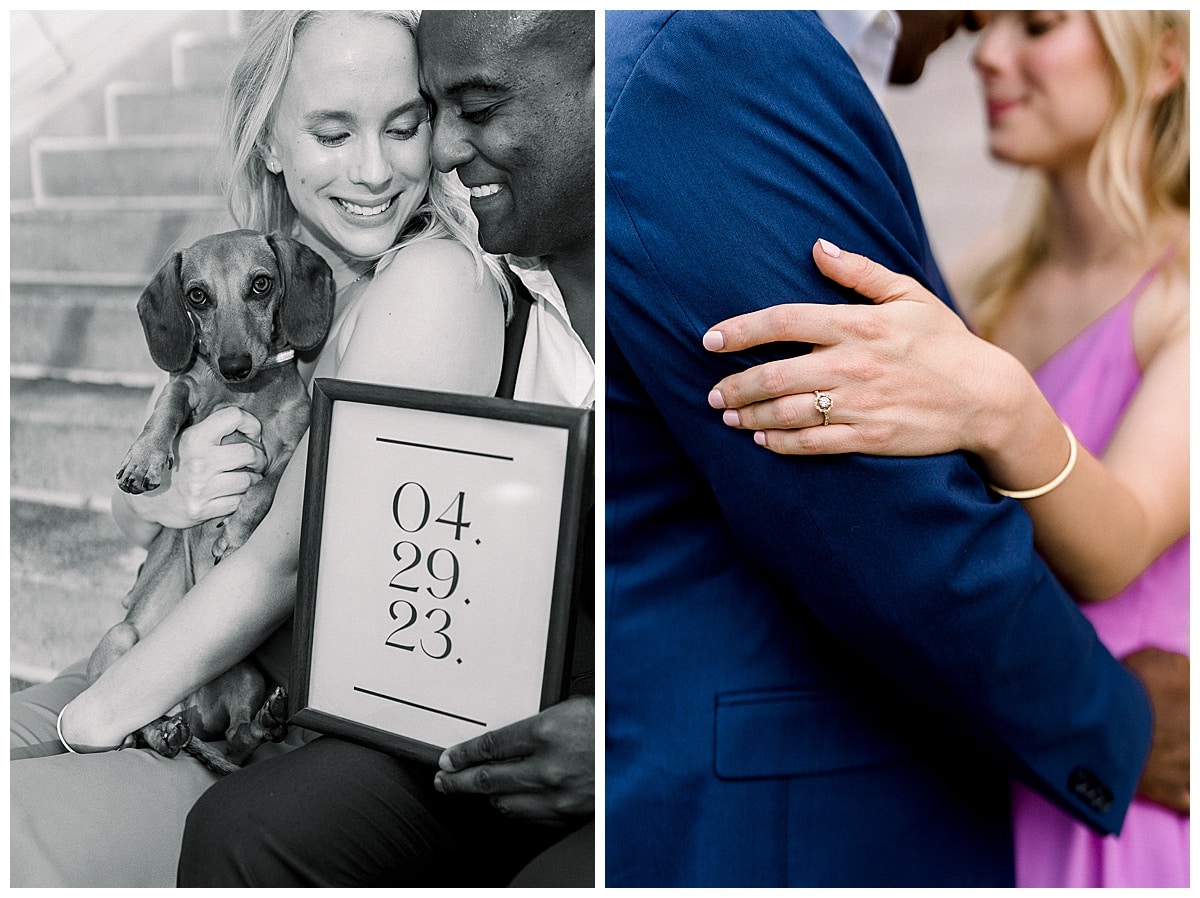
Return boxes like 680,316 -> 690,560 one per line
714,688 -> 911,780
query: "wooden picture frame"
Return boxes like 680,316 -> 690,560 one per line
290,378 -> 591,766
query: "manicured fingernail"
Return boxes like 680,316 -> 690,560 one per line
818,238 -> 842,258
722,409 -> 740,427
433,773 -> 445,792
702,330 -> 725,351
707,388 -> 726,409
754,431 -> 767,446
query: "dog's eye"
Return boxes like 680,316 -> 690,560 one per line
187,289 -> 208,306
251,275 -> 272,294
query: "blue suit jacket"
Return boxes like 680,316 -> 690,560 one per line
605,11 -> 1152,887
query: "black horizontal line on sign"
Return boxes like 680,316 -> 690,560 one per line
353,685 -> 487,727
376,436 -> 513,462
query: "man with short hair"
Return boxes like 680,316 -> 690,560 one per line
420,10 -> 594,366
419,9 -> 596,887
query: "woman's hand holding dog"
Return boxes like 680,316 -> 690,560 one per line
113,407 -> 268,546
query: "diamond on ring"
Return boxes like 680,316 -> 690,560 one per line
814,390 -> 832,426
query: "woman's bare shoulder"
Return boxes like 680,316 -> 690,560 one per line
373,238 -> 488,292
357,238 -> 501,325
333,237 -> 504,389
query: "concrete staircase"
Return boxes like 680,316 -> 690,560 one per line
11,12 -> 246,682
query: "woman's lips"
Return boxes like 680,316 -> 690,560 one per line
986,98 -> 1021,121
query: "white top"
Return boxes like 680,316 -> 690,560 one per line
817,9 -> 900,103
507,254 -> 595,410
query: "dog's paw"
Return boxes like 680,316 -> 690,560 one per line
265,686 -> 285,734
142,714 -> 192,758
116,445 -> 171,494
211,518 -> 252,562
258,686 -> 289,743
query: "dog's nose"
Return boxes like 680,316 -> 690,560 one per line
219,354 -> 254,380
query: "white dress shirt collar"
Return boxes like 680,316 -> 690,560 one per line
817,10 -> 901,103
506,254 -> 595,410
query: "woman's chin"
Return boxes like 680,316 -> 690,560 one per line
342,232 -> 401,260
985,138 -> 1031,170
306,222 -> 402,265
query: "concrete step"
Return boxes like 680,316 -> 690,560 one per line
13,12 -> 234,140
31,134 -> 220,201
10,498 -> 143,678
10,203 -> 235,273
11,377 -> 155,501
11,281 -> 158,375
172,31 -> 243,89
105,82 -> 225,139
12,11 -> 238,201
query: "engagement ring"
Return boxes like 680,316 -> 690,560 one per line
814,390 -> 832,426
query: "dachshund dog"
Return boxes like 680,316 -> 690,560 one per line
87,230 -> 335,773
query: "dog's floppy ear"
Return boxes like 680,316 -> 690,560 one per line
267,233 -> 336,351
136,251 -> 194,373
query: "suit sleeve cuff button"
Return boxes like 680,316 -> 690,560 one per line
1068,766 -> 1114,814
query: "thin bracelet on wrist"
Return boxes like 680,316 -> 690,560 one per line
56,702 -> 124,754
989,421 -> 1078,500
56,703 -> 79,754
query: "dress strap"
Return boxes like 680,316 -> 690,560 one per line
1120,240 -> 1180,308
495,266 -> 534,400
1148,240 -> 1180,277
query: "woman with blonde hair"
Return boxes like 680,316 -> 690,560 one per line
705,10 -> 1188,887
11,9 -> 529,886
220,10 -> 510,299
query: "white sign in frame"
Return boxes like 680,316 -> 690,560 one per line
291,378 -> 591,766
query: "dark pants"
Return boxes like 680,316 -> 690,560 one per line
177,736 -> 587,887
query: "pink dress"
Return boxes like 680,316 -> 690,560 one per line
1012,263 -> 1190,887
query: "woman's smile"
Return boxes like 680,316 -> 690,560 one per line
973,12 -> 1113,171
263,13 -> 432,268
333,193 -> 398,221
984,96 -> 1021,123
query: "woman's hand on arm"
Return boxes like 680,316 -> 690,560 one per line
704,239 -> 1190,600
704,238 -> 1052,462
111,406 -> 267,547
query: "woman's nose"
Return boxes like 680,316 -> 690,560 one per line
971,17 -> 1010,77
352,136 -> 393,189
430,112 -> 475,174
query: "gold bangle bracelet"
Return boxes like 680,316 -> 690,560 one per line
989,422 -> 1078,500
